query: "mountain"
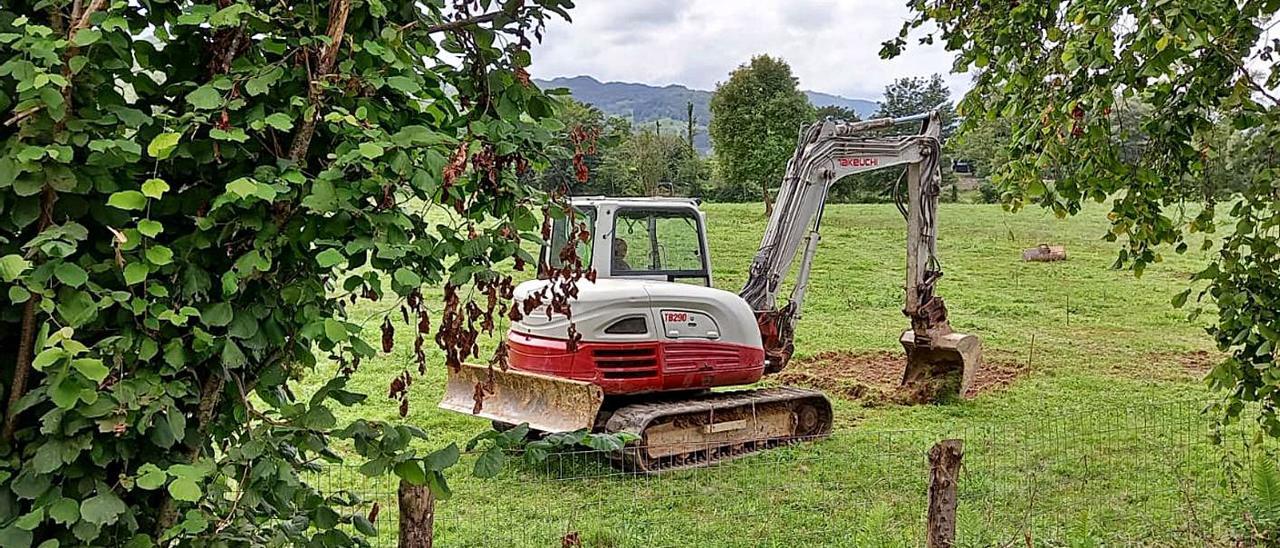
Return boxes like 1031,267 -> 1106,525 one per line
805,91 -> 879,118
534,76 -> 880,153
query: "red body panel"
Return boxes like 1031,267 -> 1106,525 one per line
506,331 -> 766,395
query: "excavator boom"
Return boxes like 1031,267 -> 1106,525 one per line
740,111 -> 982,397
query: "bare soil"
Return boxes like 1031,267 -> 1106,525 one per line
776,350 -> 1029,405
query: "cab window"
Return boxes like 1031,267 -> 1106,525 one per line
612,208 -> 708,284
544,207 -> 595,271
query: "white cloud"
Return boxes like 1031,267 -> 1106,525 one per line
530,0 -> 972,101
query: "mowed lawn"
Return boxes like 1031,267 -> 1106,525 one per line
299,202 -> 1237,546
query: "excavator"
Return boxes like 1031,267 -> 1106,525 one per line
439,111 -> 982,472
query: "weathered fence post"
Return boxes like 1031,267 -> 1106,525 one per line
398,480 -> 435,547
926,439 -> 964,548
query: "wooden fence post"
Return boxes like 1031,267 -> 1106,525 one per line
398,479 -> 435,547
927,439 -> 964,548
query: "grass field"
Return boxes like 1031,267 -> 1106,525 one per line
299,202 -> 1248,546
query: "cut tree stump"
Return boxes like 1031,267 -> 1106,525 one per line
926,439 -> 964,548
398,480 -> 435,547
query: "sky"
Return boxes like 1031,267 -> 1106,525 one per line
528,0 -> 973,102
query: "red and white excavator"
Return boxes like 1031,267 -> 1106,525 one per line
440,111 -> 982,472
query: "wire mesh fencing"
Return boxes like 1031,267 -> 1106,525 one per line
315,396 -> 1269,547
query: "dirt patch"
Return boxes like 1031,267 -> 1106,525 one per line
776,350 -> 1029,405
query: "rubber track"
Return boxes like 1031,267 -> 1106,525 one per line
603,386 -> 832,473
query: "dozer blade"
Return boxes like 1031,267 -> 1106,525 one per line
438,363 -> 604,433
899,330 -> 982,400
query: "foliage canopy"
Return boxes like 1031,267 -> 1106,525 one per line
0,0 -> 573,545
886,0 -> 1280,432
709,55 -> 815,212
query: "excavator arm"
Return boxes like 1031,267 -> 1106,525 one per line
740,111 -> 980,396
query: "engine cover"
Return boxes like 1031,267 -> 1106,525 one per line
507,279 -> 766,395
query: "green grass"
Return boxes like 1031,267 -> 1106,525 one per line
300,203 -> 1249,546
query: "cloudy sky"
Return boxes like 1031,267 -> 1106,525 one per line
529,0 -> 972,102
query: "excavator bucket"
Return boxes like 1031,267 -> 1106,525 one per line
899,330 -> 982,401
438,363 -> 605,433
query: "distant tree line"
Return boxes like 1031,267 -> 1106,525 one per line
532,58 -> 1269,207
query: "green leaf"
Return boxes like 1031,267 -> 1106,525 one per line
426,470 -> 452,500
123,263 -> 148,285
358,143 -> 385,159
203,302 -> 233,327
392,125 -> 446,147
137,220 -> 164,238
1,254 -> 32,281
14,508 -> 42,530
167,478 -> 202,502
147,132 -> 181,159
209,127 -> 249,142
50,376 -> 82,409
324,319 -> 347,343
49,498 -> 79,525
71,29 -> 101,47
473,446 -> 505,478
9,286 -> 31,303
54,263 -> 88,287
316,249 -> 345,268
72,358 -> 109,382
145,246 -> 174,266
135,464 -> 168,490
263,113 -> 293,131
0,524 -> 32,548
107,191 -> 147,211
393,268 -> 421,288
32,442 -> 63,474
32,348 -> 65,371
141,178 -> 170,199
185,86 -> 221,110
221,340 -> 246,367
166,408 -> 186,442
80,490 -> 126,526
210,3 -> 254,27
1253,455 -> 1280,512
425,443 -> 460,471
245,66 -> 283,96
226,177 -> 258,199
393,460 -> 426,486
56,290 -> 98,327
386,76 -> 421,94
352,515 -> 377,536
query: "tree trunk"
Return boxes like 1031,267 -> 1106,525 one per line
761,179 -> 774,217
398,480 -> 435,547
926,439 -> 963,548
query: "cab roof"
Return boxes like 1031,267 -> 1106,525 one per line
568,196 -> 702,208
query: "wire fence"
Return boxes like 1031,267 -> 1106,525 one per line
313,396 -> 1273,547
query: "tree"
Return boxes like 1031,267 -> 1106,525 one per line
815,104 -> 861,121
0,1 -> 576,545
609,124 -> 698,196
709,55 -> 815,215
876,74 -> 956,133
536,98 -> 630,195
885,1 -> 1280,432
833,74 -> 957,203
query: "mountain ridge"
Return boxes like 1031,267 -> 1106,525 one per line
534,75 -> 880,153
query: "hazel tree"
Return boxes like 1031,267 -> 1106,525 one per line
0,0 -> 577,545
